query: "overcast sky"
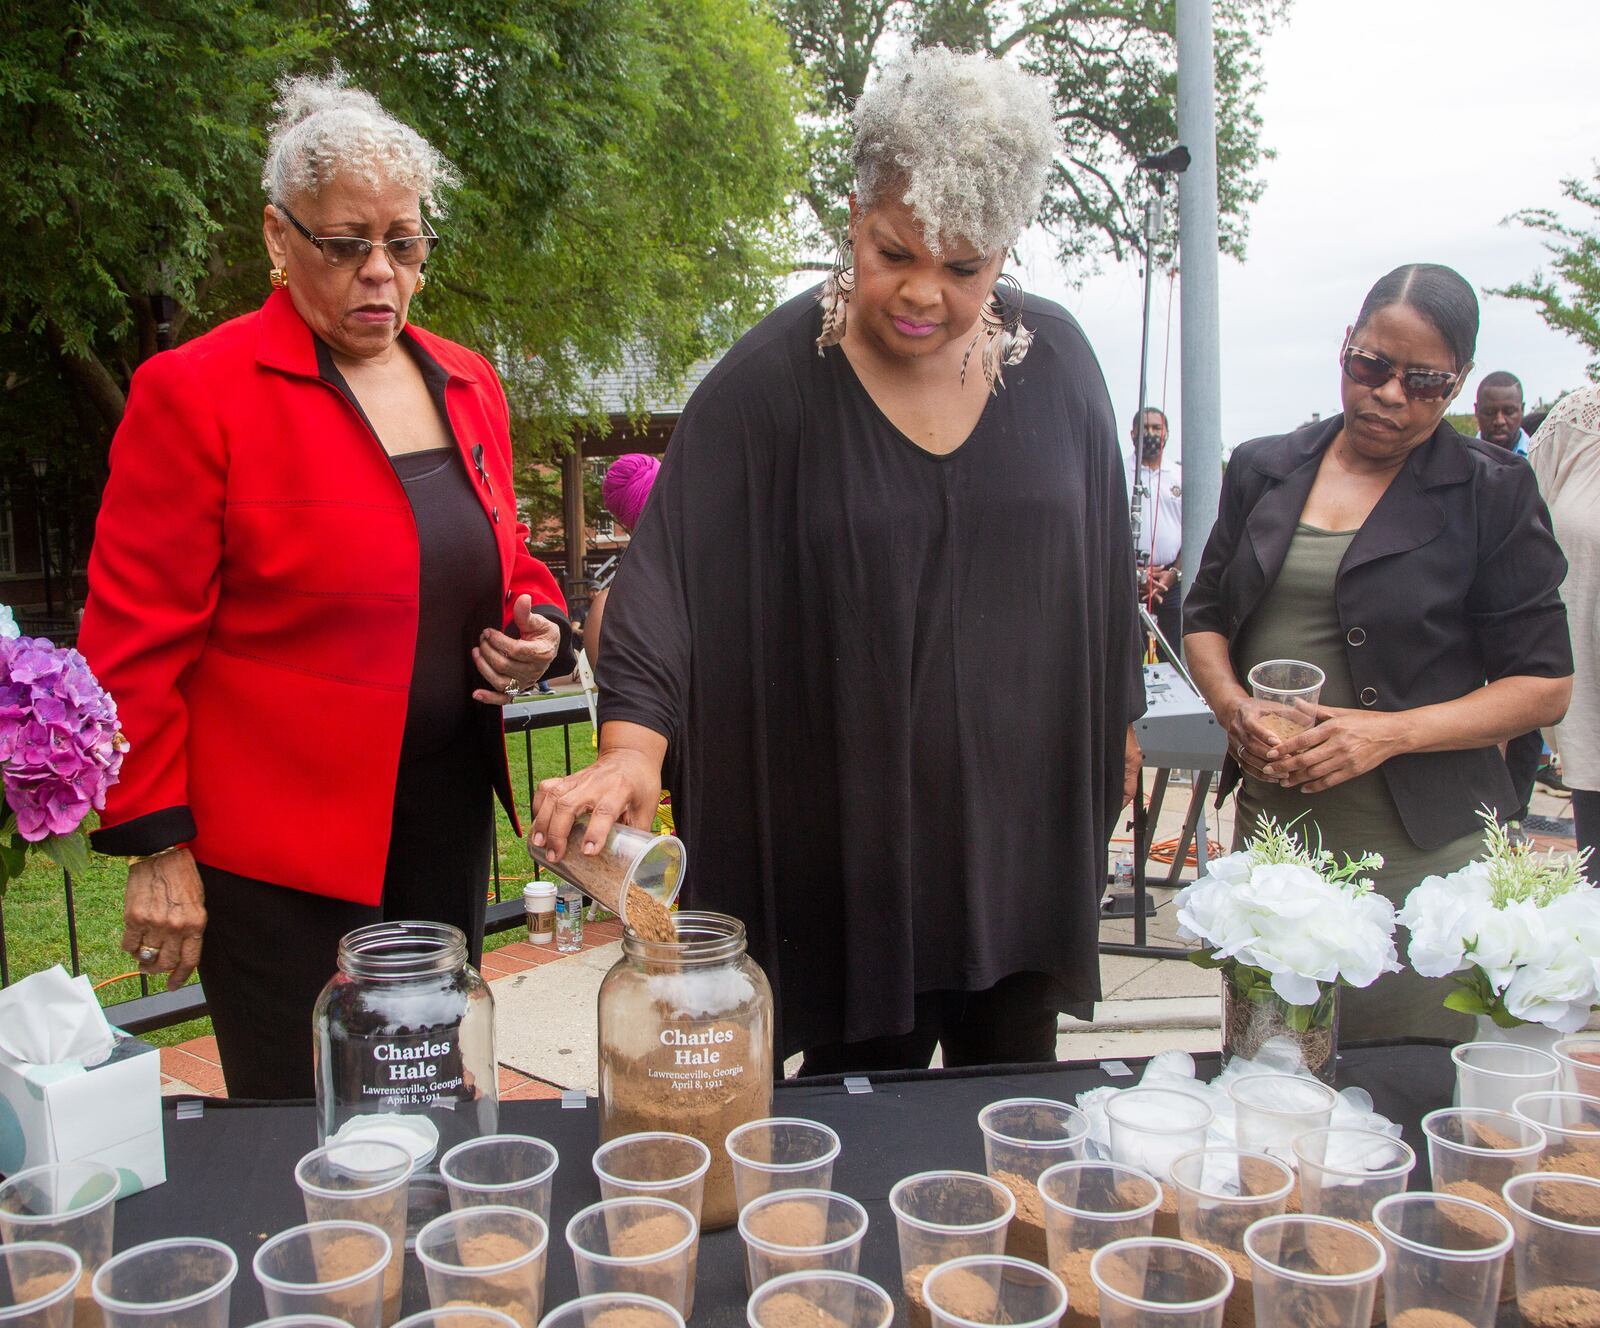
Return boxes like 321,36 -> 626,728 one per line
1014,0 -> 1600,452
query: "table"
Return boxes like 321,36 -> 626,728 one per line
121,1043 -> 1463,1327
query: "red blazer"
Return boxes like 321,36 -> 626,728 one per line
79,290 -> 568,904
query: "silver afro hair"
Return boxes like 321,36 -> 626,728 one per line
261,70 -> 459,214
851,47 -> 1057,256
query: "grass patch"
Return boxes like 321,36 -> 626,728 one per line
0,718 -> 597,1046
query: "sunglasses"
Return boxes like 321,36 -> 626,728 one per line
1341,344 -> 1463,402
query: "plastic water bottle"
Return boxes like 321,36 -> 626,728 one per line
555,886 -> 585,952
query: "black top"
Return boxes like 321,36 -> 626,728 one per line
597,289 -> 1145,1055
1184,414 -> 1573,850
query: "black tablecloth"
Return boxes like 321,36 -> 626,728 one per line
122,1043 -> 1459,1326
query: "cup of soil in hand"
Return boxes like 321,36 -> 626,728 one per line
889,1172 -> 1015,1328
566,1196 -> 698,1316
539,1293 -> 684,1328
1371,1191 -> 1513,1328
594,1133 -> 712,1316
90,1237 -> 239,1328
1512,1091 -> 1600,1176
1243,1214 -> 1385,1328
1246,659 -> 1325,741
0,1239 -> 80,1328
1501,1171 -> 1600,1328
1090,1237 -> 1234,1328
526,813 -> 683,929
1038,1160 -> 1161,1328
1226,1074 -> 1337,1164
978,1099 -> 1089,1264
923,1255 -> 1066,1328
726,1119 -> 842,1214
440,1135 -> 561,1224
1292,1128 -> 1416,1224
739,1189 -> 869,1290
1451,1041 -> 1561,1115
747,1270 -> 894,1328
253,1220 -> 391,1328
1554,1036 -> 1600,1098
415,1205 -> 548,1328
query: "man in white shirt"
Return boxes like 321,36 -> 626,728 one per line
1123,407 -> 1183,654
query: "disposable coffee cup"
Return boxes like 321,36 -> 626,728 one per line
1247,659 -> 1325,740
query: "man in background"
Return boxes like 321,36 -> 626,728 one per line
1475,371 -> 1530,455
1123,406 -> 1182,656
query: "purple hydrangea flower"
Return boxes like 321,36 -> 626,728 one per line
0,636 -> 127,842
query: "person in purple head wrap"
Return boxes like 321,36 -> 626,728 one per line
585,453 -> 662,662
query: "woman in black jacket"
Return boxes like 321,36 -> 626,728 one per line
1184,263 -> 1573,1040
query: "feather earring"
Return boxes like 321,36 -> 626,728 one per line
815,235 -> 855,353
960,272 -> 1033,394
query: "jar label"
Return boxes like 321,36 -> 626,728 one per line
647,1019 -> 749,1093
334,1029 -> 472,1111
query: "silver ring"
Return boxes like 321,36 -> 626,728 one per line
137,946 -> 159,963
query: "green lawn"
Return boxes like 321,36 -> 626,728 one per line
0,718 -> 598,1046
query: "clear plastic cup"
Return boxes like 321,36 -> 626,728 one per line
90,1237 -> 238,1328
0,1240 -> 81,1327
1246,660 -> 1325,740
726,1119 -> 842,1213
1243,1214 -> 1384,1328
539,1292 -> 683,1328
1226,1075 -> 1337,1163
747,1270 -> 893,1328
923,1254 -> 1066,1328
526,813 -> 684,926
295,1138 -> 414,1326
1423,1107 -> 1546,1193
1170,1149 -> 1294,1251
242,1318 -> 354,1327
398,1311 -> 521,1328
1104,1089 -> 1215,1182
565,1196 -> 697,1315
415,1204 -> 548,1328
0,1159 -> 120,1325
441,1136 -> 561,1223
738,1188 -> 868,1289
1512,1090 -> 1600,1172
889,1171 -> 1015,1328
1090,1237 -> 1234,1327
592,1133 -> 711,1315
253,1220 -> 391,1328
1290,1128 -> 1415,1223
1452,1041 -> 1560,1114
1038,1161 -> 1161,1328
1554,1035 -> 1600,1097
1372,1191 -> 1513,1328
978,1099 -> 1090,1263
1502,1172 -> 1600,1325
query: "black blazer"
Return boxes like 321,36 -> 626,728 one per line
1184,414 -> 1572,851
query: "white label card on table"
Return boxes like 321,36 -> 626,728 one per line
844,1076 -> 872,1095
1100,1061 -> 1133,1078
176,1099 -> 204,1121
561,1089 -> 587,1109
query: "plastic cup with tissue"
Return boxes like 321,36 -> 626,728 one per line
1103,1088 -> 1214,1182
1227,1074 -> 1337,1162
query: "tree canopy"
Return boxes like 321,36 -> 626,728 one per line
1497,163 -> 1600,382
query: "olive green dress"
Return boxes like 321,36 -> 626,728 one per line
1234,524 -> 1481,1042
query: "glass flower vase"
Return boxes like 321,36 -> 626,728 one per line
1222,970 -> 1340,1085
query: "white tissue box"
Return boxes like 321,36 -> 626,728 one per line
0,1028 -> 166,1195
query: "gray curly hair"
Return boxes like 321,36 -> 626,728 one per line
851,47 -> 1057,257
261,70 -> 459,214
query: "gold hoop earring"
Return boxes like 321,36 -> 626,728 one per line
414,270 -> 427,293
960,272 -> 1033,394
269,266 -> 289,290
815,234 -> 854,353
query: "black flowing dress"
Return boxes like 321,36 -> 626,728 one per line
597,290 -> 1145,1056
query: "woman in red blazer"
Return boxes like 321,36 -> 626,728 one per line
77,74 -> 572,1098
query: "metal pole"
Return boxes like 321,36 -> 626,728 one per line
1176,0 -> 1223,610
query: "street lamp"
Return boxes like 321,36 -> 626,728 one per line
28,455 -> 51,618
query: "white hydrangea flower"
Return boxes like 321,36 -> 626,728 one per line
0,603 -> 18,640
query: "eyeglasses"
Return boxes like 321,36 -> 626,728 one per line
276,203 -> 440,268
1340,344 -> 1463,401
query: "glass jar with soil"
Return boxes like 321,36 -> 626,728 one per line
598,911 -> 774,1231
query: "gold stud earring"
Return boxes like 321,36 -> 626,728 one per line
414,270 -> 427,293
269,266 -> 289,290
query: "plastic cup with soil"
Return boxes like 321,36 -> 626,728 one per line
1422,1107 -> 1545,1208
593,1133 -> 712,1315
923,1254 -> 1066,1328
1242,1213 -> 1385,1328
296,1138 -> 414,1326
739,1189 -> 869,1290
241,1317 -> 355,1327
1037,1160 -> 1161,1328
567,1196 -> 697,1316
253,1220 -> 391,1328
1554,1036 -> 1600,1099
747,1270 -> 894,1328
0,1158 -> 120,1328
1246,659 -> 1324,740
539,1292 -> 684,1328
1226,1074 -> 1337,1164
396,1310 -> 522,1328
889,1171 -> 1015,1328
1170,1149 -> 1294,1328
414,1204 -> 548,1328
1090,1236 -> 1234,1328
1451,1041 -> 1560,1114
1512,1090 -> 1600,1178
977,1098 -> 1090,1264
726,1119 -> 842,1214
1501,1171 -> 1600,1328
1291,1127 -> 1415,1223
441,1135 -> 561,1224
1370,1190 -> 1513,1328
526,813 -> 684,934
90,1236 -> 238,1328
0,1239 -> 81,1327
